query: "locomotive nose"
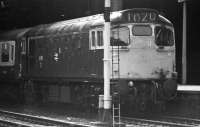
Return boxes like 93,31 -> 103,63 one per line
162,79 -> 177,100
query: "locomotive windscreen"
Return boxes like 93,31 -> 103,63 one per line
132,25 -> 152,36
111,27 -> 130,46
155,26 -> 174,46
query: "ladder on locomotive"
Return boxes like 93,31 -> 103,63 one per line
111,45 -> 121,127
111,45 -> 120,79
112,92 -> 121,127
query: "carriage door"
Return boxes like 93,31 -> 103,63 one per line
27,37 -> 36,76
20,38 -> 27,77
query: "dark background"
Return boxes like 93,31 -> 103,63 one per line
0,0 -> 199,84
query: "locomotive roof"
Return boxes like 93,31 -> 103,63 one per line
26,8 -> 173,37
0,8 -> 173,39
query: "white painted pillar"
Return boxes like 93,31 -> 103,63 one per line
103,0 -> 112,110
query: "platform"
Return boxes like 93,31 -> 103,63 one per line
177,84 -> 200,93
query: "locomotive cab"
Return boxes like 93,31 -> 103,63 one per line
109,12 -> 177,110
111,23 -> 176,79
0,28 -> 29,82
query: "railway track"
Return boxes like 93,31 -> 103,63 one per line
0,119 -> 41,127
121,116 -> 200,127
0,109 -> 96,127
158,115 -> 200,126
1,109 -> 200,127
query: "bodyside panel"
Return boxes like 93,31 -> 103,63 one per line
27,33 -> 103,81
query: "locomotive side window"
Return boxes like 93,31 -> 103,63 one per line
97,31 -> 103,47
91,31 -> 96,47
0,41 -> 15,66
132,25 -> 152,36
89,28 -> 104,50
111,27 -> 130,46
155,26 -> 174,46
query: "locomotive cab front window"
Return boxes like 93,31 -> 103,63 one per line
111,27 -> 130,46
0,41 -> 15,66
132,25 -> 152,36
155,26 -> 174,47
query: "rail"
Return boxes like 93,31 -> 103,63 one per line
159,115 -> 200,126
121,116 -> 200,127
1,109 -> 200,127
0,109 -> 96,127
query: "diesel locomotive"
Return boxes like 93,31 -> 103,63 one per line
0,8 -> 177,111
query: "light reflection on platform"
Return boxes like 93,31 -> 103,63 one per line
177,85 -> 200,92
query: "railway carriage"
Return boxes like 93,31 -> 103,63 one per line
0,28 -> 30,103
0,8 -> 177,111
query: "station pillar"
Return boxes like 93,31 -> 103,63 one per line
178,0 -> 188,84
103,0 -> 112,125
98,95 -> 104,120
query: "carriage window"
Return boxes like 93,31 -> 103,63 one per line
1,43 -> 9,62
155,26 -> 174,46
0,41 -> 15,66
90,29 -> 104,49
132,25 -> 152,36
11,45 -> 14,61
111,27 -> 130,46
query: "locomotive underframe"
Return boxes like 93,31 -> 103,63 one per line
20,77 -> 176,112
